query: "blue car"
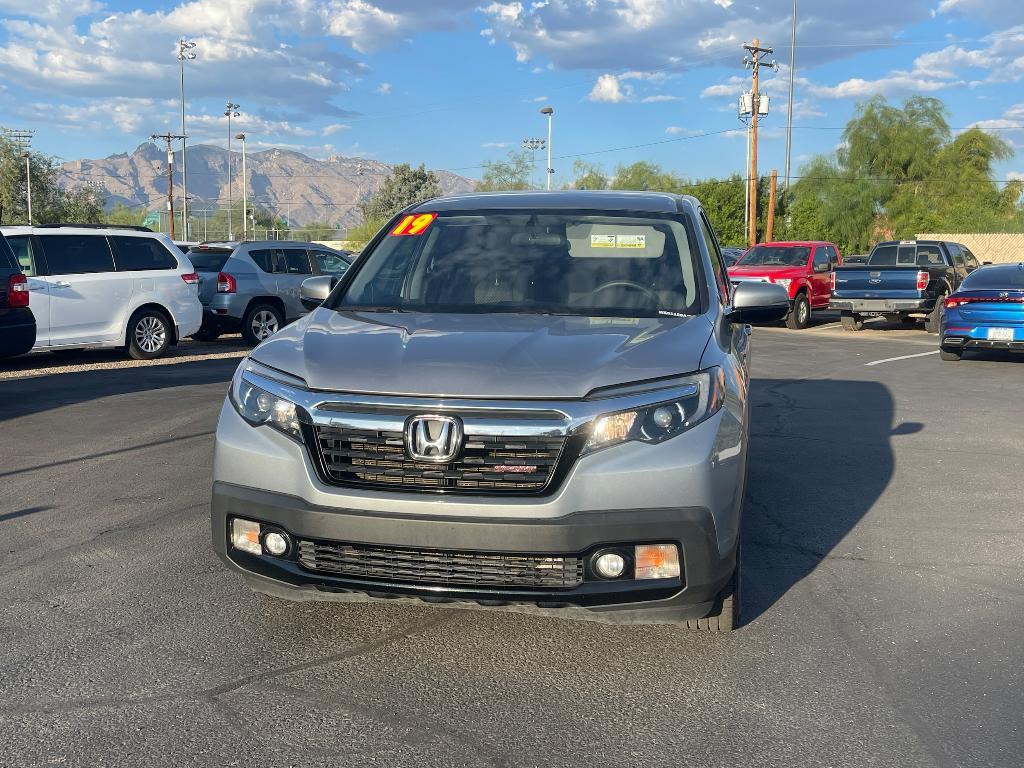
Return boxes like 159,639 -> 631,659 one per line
940,263 -> 1024,361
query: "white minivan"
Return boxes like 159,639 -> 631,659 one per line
1,225 -> 203,359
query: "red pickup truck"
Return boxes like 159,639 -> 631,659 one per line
727,241 -> 842,329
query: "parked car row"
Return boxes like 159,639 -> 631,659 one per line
0,225 -> 352,361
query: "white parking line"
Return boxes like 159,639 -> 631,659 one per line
864,350 -> 939,366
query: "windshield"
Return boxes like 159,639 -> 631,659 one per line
330,211 -> 701,317
737,245 -> 810,268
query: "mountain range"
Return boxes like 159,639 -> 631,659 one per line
58,143 -> 476,228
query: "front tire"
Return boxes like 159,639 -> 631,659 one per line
127,309 -> 172,360
786,293 -> 811,330
242,303 -> 284,346
682,545 -> 740,632
840,311 -> 864,332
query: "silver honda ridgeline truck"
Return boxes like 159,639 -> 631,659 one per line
211,191 -> 788,631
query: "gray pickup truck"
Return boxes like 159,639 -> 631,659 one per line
830,240 -> 983,332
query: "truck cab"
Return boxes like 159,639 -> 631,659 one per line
727,241 -> 842,329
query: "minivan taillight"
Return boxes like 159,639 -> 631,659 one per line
6,273 -> 29,308
916,270 -> 929,292
217,272 -> 237,293
181,271 -> 199,285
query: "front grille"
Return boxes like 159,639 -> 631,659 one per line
311,425 -> 568,494
298,540 -> 584,589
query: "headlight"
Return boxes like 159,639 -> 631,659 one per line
772,278 -> 792,290
230,364 -> 305,441
584,368 -> 726,455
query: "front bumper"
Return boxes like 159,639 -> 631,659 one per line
211,481 -> 735,624
830,298 -> 933,313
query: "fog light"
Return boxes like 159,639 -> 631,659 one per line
231,518 -> 261,555
263,530 -> 289,557
634,544 -> 680,580
593,551 -> 627,579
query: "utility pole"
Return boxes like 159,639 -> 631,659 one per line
742,39 -> 778,247
784,0 -> 797,190
151,132 -> 186,239
767,170 -> 778,241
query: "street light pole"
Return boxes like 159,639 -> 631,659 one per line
24,153 -> 32,225
176,39 -> 196,240
540,106 -> 554,190
235,133 -> 247,240
224,102 -> 239,240
784,0 -> 798,190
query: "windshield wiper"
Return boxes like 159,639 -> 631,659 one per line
338,305 -> 409,313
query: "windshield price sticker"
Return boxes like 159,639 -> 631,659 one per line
391,213 -> 437,236
617,234 -> 646,249
591,234 -> 617,248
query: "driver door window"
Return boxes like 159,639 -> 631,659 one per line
699,212 -> 729,306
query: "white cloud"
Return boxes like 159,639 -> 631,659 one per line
665,126 -> 701,136
479,0 -> 938,73
482,141 -> 513,148
376,82 -> 392,95
1007,171 -> 1024,181
323,123 -> 351,135
588,73 -> 631,103
642,95 -> 682,103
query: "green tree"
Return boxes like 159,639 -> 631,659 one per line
478,150 -> 533,191
609,161 -> 683,192
103,203 -> 146,227
783,96 -> 1024,253
359,164 -> 442,221
0,136 -> 103,225
568,160 -> 608,190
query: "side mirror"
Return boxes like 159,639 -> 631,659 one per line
300,275 -> 335,311
727,281 -> 790,325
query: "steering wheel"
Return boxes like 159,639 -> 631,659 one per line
588,280 -> 661,309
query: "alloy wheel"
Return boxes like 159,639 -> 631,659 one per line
252,310 -> 280,340
135,315 -> 167,354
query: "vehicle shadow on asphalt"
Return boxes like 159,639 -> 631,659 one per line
740,377 -> 922,626
0,358 -> 239,423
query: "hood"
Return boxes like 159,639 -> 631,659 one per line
251,309 -> 713,399
728,265 -> 805,279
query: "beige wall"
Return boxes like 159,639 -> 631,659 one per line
917,234 -> 1024,264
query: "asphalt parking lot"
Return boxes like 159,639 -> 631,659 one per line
1,320 -> 1022,768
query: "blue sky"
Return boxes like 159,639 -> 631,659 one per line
0,0 -> 1022,185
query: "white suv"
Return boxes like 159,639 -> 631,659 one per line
1,225 -> 202,359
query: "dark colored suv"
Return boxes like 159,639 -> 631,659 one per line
0,231 -> 35,359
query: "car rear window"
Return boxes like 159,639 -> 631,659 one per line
869,244 -> 944,267
188,250 -> 231,272
0,234 -> 18,270
961,267 -> 1024,290
737,245 -> 810,267
111,236 -> 178,271
333,210 -> 701,317
40,235 -> 116,275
